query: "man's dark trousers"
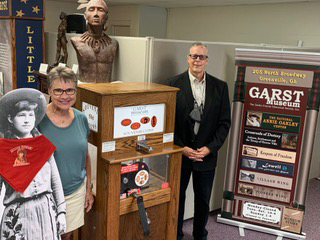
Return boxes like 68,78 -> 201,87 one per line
177,167 -> 216,240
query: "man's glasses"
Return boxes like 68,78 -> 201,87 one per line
189,54 -> 208,60
52,88 -> 76,96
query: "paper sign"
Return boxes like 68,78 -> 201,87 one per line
58,63 -> 66,68
280,207 -> 304,233
114,104 -> 165,139
0,72 -> 3,95
82,102 -> 98,132
39,63 -> 48,74
163,133 -> 174,143
72,64 -> 79,74
243,202 -> 281,224
102,141 -> 115,153
138,135 -> 146,141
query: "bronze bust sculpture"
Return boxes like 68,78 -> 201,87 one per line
71,0 -> 118,83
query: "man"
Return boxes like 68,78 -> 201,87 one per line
71,0 -> 118,83
169,42 -> 231,240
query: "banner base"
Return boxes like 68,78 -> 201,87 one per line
217,214 -> 306,240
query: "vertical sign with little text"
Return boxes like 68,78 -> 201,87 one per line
0,0 -> 44,91
15,19 -> 43,88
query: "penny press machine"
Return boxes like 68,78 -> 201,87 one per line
75,82 -> 183,239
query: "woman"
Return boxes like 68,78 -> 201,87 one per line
38,66 -> 94,240
13,149 -> 28,166
0,88 -> 66,240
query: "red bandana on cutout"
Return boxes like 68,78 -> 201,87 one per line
0,135 -> 55,193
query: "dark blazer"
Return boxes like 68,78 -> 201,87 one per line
169,71 -> 231,171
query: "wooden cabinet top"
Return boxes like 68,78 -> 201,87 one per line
102,145 -> 182,164
78,82 -> 179,95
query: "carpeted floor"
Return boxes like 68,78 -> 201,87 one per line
181,178 -> 320,240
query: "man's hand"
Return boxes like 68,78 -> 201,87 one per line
196,146 -> 211,157
183,146 -> 211,162
183,146 -> 203,162
182,146 -> 195,157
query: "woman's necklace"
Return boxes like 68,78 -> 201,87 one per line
49,105 -> 73,126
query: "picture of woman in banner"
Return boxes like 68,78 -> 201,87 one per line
246,111 -> 262,127
0,88 -> 66,240
13,149 -> 29,167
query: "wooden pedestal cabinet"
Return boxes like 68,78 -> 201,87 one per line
75,82 -> 182,240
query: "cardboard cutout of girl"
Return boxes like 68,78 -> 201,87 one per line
0,88 -> 66,240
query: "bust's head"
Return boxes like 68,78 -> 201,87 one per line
85,0 -> 108,28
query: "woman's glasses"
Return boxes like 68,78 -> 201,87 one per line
52,88 -> 76,96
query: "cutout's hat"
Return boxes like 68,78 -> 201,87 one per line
0,88 -> 46,133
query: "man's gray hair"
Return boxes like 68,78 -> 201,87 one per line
48,66 -> 78,88
190,42 -> 208,52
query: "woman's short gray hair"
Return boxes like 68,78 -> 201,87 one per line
47,66 -> 77,88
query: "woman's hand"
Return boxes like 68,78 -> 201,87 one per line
57,213 -> 66,234
85,188 -> 94,213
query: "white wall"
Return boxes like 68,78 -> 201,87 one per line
108,5 -> 167,38
138,6 -> 167,38
166,2 -> 320,48
107,5 -> 140,36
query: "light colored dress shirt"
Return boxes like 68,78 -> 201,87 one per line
189,70 -> 206,134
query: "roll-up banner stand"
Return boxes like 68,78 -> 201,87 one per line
218,49 -> 320,239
